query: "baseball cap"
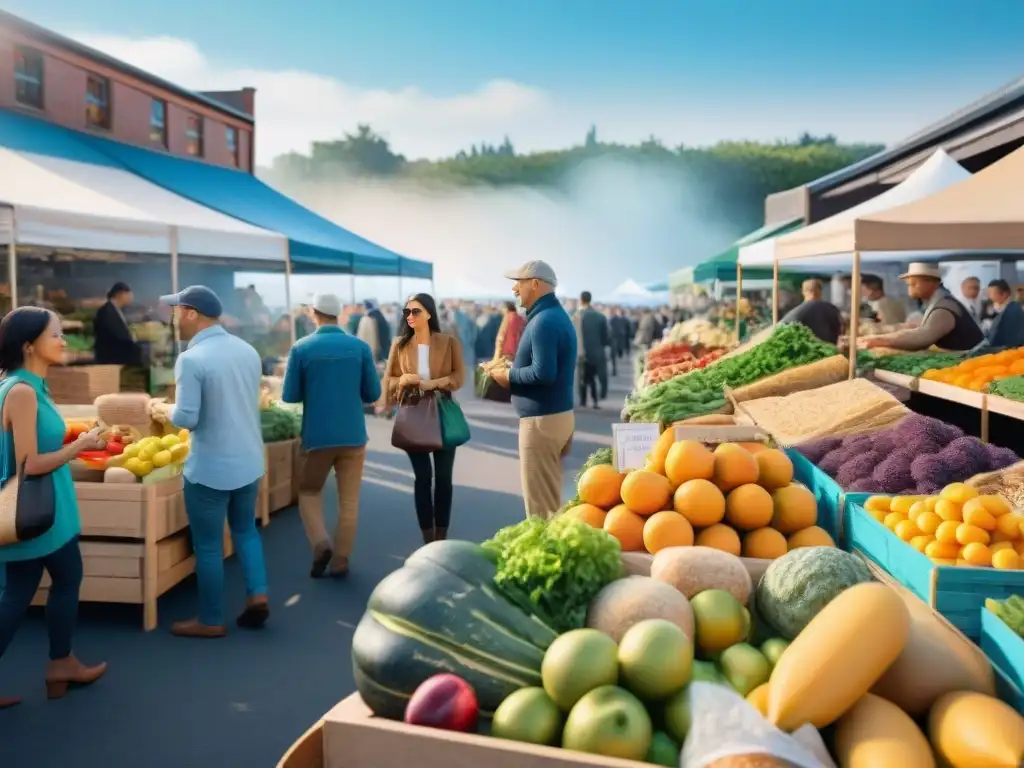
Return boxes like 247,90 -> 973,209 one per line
159,285 -> 223,318
504,260 -> 558,287
311,293 -> 342,317
898,262 -> 942,280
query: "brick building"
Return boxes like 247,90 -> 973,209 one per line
0,10 -> 255,172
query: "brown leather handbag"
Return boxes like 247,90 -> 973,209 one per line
391,389 -> 444,453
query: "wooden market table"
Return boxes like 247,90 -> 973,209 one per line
258,438 -> 300,527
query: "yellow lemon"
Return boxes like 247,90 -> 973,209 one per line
883,511 -> 905,530
890,496 -> 921,516
122,457 -> 142,475
960,542 -> 992,567
864,496 -> 892,514
895,520 -> 922,542
994,513 -> 1023,540
137,445 -> 158,462
169,443 -> 189,462
909,535 -> 934,553
934,520 -> 961,544
955,523 -> 990,546
916,511 -> 942,535
934,499 -> 963,523
121,443 -> 141,460
925,540 -> 959,559
139,436 -> 162,450
160,434 -> 181,449
151,450 -> 172,468
993,548 -> 1020,569
134,460 -> 154,477
962,502 -> 998,531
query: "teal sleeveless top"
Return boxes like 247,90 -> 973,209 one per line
0,370 -> 80,563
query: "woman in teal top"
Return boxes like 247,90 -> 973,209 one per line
0,308 -> 108,709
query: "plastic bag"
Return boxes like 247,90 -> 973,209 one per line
681,683 -> 835,768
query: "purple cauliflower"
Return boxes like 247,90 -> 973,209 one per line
848,478 -> 877,493
797,436 -> 843,465
936,436 -> 991,480
917,482 -> 943,495
837,452 -> 880,489
840,434 -> 876,455
871,450 -> 915,493
986,443 -> 1021,471
817,448 -> 846,477
910,453 -> 957,490
900,414 -> 964,454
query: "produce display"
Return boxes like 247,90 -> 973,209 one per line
863,484 -> 1024,568
260,402 -> 300,443
642,348 -> 725,387
989,374 -> 1024,402
986,595 -> 1024,635
969,461 -> 1024,513
922,346 -> 1024,392
798,414 -> 1020,494
65,416 -> 191,481
738,377 -> 909,446
623,323 -> 838,425
664,317 -> 735,348
645,341 -> 702,369
872,351 -> 964,377
562,431 -> 834,561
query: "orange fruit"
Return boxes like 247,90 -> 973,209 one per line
961,542 -> 992,567
769,484 -> 817,534
645,428 -> 676,475
563,503 -> 607,529
725,484 -> 774,530
992,548 -> 1020,570
620,469 -> 672,515
962,503 -> 998,532
643,511 -> 694,554
787,525 -> 836,550
603,505 -> 646,552
735,442 -> 769,454
673,478 -> 726,527
934,499 -> 963,523
995,513 -> 1024,541
742,527 -> 788,559
576,464 -> 625,509
694,523 -> 741,557
754,449 -> 794,490
955,523 -> 990,546
712,443 -> 759,492
664,440 -> 715,486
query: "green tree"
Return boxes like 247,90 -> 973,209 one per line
307,124 -> 405,177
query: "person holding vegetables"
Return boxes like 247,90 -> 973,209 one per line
0,307 -> 108,708
385,293 -> 466,544
491,261 -> 577,519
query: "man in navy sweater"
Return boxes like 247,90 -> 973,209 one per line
491,261 -> 577,518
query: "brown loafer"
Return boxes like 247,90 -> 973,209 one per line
45,656 -> 107,699
171,618 -> 227,639
330,555 -> 350,578
236,597 -> 270,630
0,697 -> 21,709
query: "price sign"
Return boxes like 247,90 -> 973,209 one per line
612,423 -> 661,472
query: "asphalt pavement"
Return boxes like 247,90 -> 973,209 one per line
0,366 -> 631,768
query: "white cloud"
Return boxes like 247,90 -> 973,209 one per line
65,32 -> 978,165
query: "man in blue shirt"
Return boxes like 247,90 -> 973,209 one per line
150,286 -> 269,639
491,261 -> 577,519
282,293 -> 381,578
975,279 -> 1024,351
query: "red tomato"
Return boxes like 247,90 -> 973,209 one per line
105,442 -> 125,456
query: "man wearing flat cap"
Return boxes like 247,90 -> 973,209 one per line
490,261 -> 577,518
150,286 -> 270,638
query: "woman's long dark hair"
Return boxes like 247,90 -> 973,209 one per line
0,307 -> 53,374
397,293 -> 442,349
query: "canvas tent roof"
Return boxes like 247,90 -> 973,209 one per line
0,112 -> 284,261
612,278 -> 656,298
739,150 -> 972,270
780,142 -> 1024,257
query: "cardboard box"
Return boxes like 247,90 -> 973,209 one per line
322,694 -> 649,768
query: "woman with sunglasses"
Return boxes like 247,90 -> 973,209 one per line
385,294 -> 466,543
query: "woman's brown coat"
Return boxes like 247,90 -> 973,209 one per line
384,332 -> 465,402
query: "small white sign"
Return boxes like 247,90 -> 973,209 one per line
612,423 -> 661,472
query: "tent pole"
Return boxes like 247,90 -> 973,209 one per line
734,264 -> 743,343
398,276 -> 404,303
848,251 -> 862,380
7,208 -> 18,311
772,258 -> 779,326
350,274 -> 356,305
170,226 -> 180,349
284,241 -> 295,345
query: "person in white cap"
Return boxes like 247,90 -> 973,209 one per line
860,263 -> 983,352
490,260 -> 577,519
281,293 -> 381,578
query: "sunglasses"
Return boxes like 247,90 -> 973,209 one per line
403,308 -> 423,317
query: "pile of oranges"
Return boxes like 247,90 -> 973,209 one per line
563,431 -> 834,559
922,348 -> 1024,392
864,483 -> 1024,568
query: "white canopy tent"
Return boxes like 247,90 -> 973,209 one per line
610,278 -> 664,305
738,150 -> 973,270
0,148 -> 285,261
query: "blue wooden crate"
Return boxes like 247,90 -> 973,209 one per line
844,495 -> 1024,639
981,607 -> 1024,713
786,448 -> 844,546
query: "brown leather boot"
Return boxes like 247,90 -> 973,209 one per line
236,596 -> 270,630
421,527 -> 436,545
434,527 -> 448,541
171,618 -> 227,639
0,696 -> 21,709
45,655 -> 107,699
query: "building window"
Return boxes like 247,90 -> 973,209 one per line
226,126 -> 238,166
14,46 -> 44,109
150,99 -> 167,146
86,74 -> 110,129
185,114 -> 203,157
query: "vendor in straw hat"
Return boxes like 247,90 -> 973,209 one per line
859,262 -> 983,352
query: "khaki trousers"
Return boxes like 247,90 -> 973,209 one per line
297,446 -> 366,557
519,410 -> 575,519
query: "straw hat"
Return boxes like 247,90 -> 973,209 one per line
898,262 -> 942,280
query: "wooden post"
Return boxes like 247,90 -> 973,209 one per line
772,258 -> 780,326
735,263 -> 743,343
848,251 -> 862,380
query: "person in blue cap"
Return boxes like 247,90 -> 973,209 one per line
149,286 -> 270,638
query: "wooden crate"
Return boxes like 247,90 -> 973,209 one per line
47,365 -> 122,405
265,438 -> 299,516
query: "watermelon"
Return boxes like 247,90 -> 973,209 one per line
351,540 -> 559,720
755,547 -> 872,640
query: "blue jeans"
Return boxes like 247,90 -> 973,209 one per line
184,479 -> 268,627
0,536 -> 82,660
